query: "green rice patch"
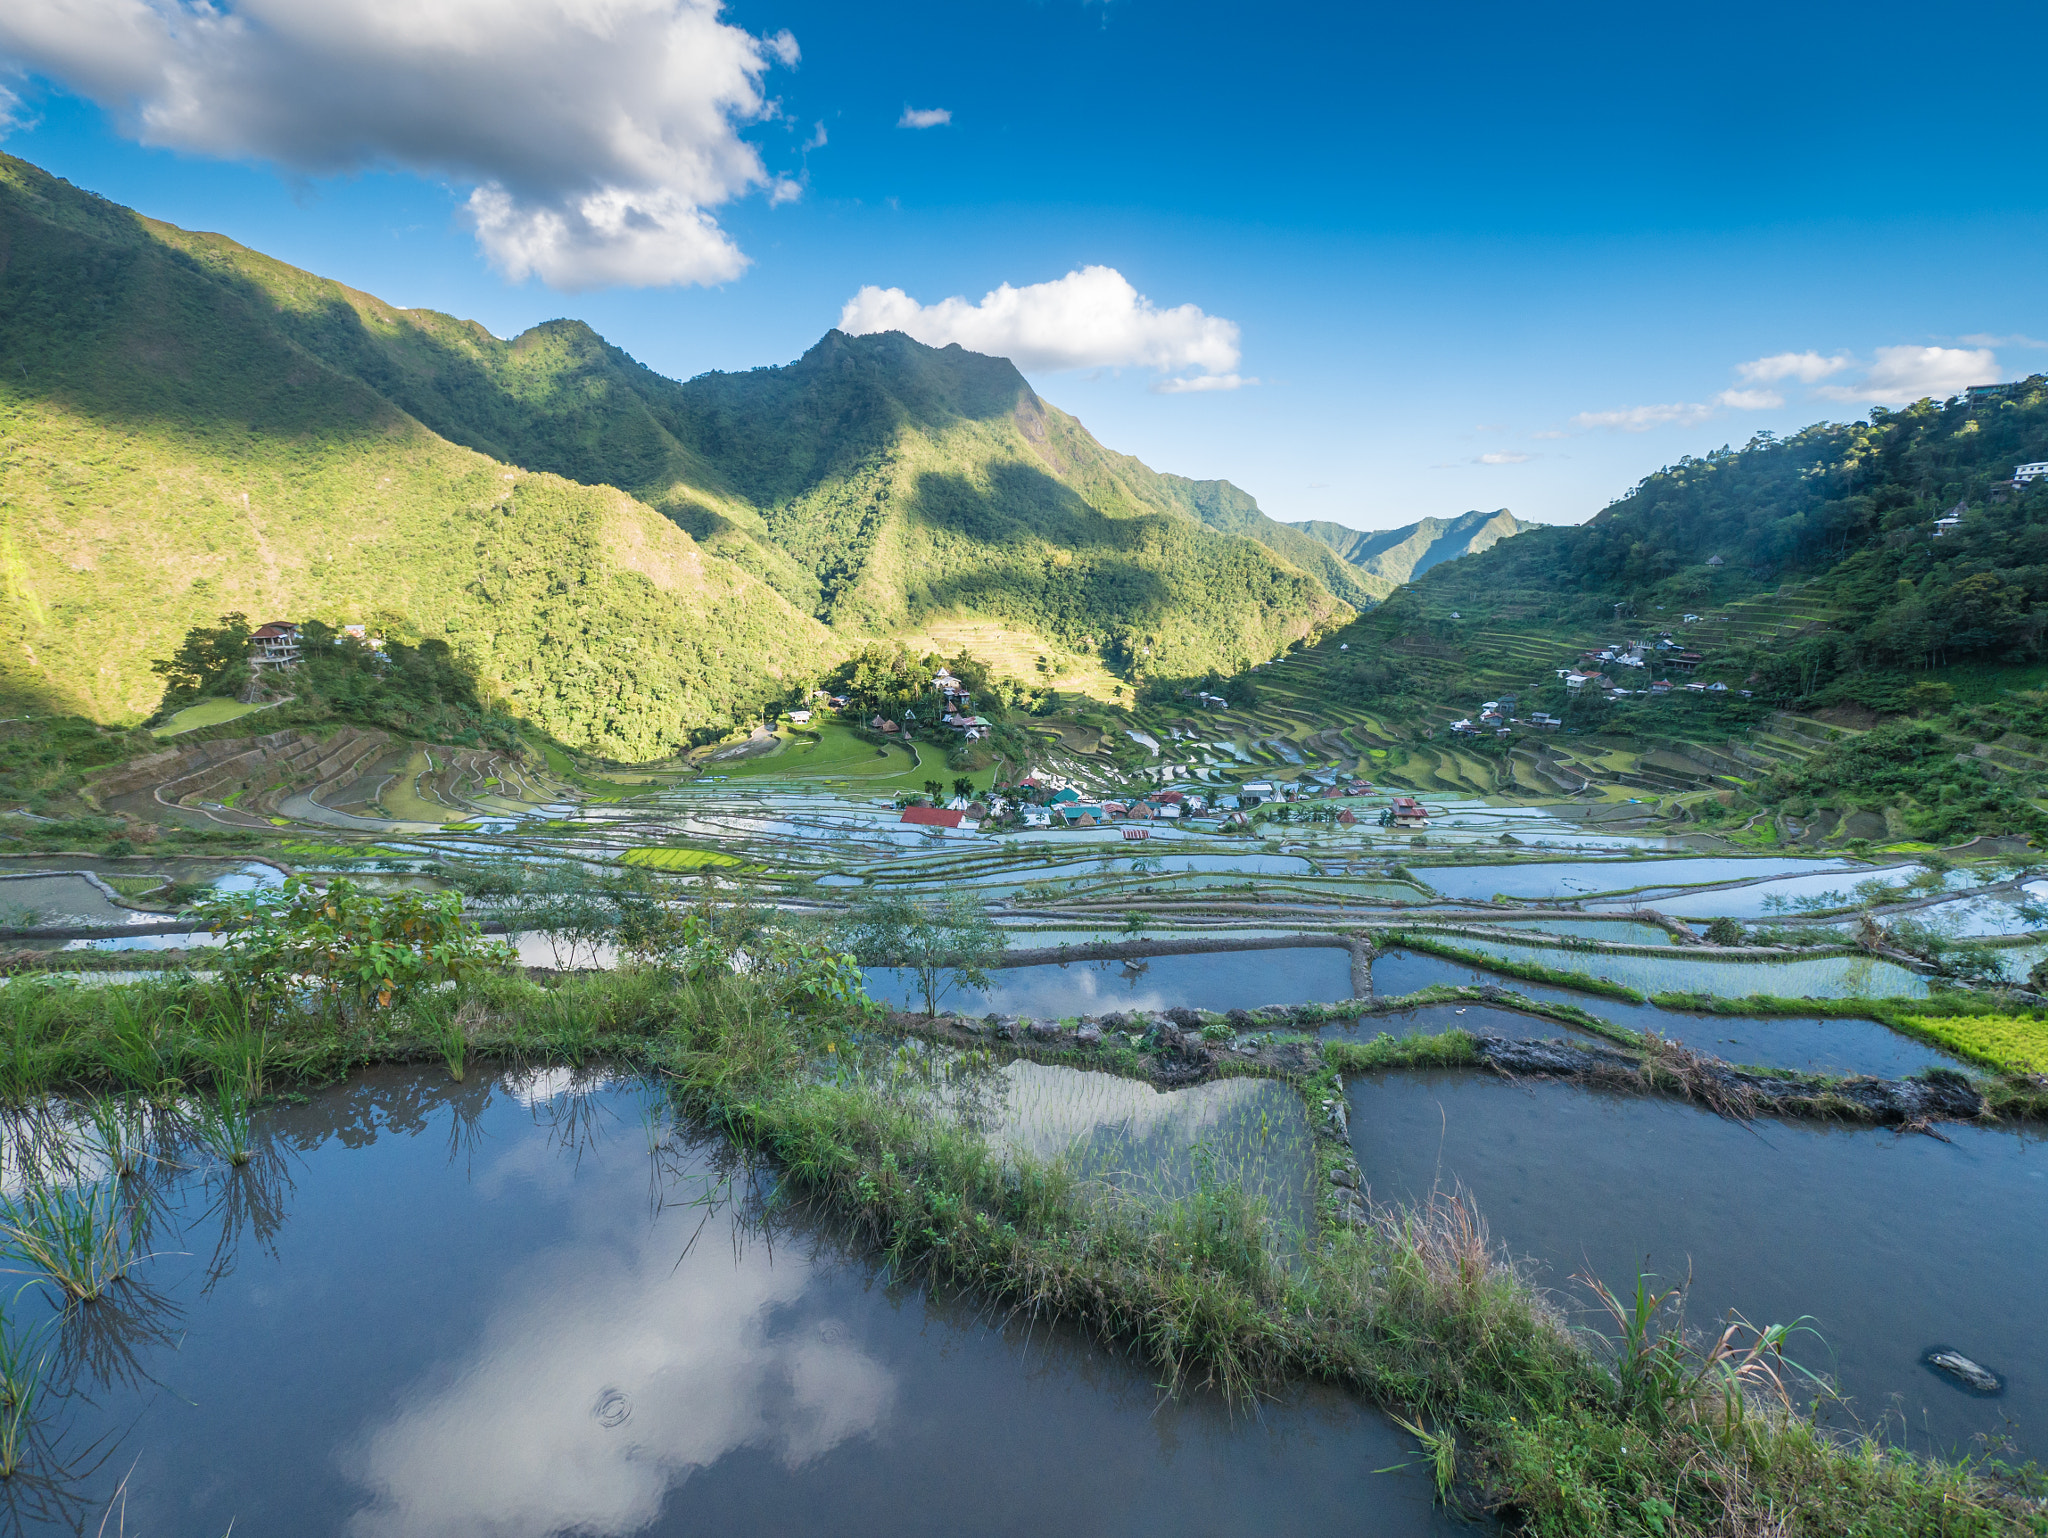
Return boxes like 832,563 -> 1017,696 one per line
1898,1012 -> 2048,1073
621,847 -> 749,871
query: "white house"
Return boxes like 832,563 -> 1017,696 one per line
787,709 -> 813,723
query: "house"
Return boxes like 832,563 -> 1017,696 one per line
1685,682 -> 1707,692
1242,782 -> 1274,796
1051,787 -> 1082,804
1649,679 -> 1673,695
1339,643 -> 1349,651
249,622 -> 301,669
2014,461 -> 2048,485
787,710 -> 813,724
1388,795 -> 1429,828
1337,809 -> 1357,826
1126,801 -> 1153,819
900,806 -> 964,829
961,804 -> 987,824
1707,555 -> 1725,567
1707,681 -> 1729,693
1021,807 -> 1052,828
1347,782 -> 1372,795
1667,650 -> 1703,671
1932,503 -> 1965,537
1099,800 -> 1128,817
1450,718 -> 1477,735
1122,826 -> 1151,840
1321,783 -> 1345,798
1154,804 -> 1181,819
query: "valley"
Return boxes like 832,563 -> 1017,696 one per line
3,147 -> 2047,1535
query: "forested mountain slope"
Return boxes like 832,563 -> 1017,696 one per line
1290,508 -> 1530,589
1319,392 -> 2048,715
131,194 -> 1353,676
0,155 -> 832,756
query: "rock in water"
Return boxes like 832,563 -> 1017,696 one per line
1926,1350 -> 2002,1393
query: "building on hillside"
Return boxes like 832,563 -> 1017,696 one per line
2016,461 -> 2048,484
249,622 -> 301,670
1933,503 -> 1966,537
1966,382 -> 2022,409
787,710 -> 813,723
1707,555 -> 1725,567
900,806 -> 964,829
1337,809 -> 1357,826
1386,795 -> 1429,828
1649,679 -> 1673,694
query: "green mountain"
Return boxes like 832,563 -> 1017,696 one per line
1288,508 -> 1531,592
0,151 -> 1353,748
131,205 -> 1353,675
1296,391 -> 2048,837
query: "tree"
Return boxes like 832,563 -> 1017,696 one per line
152,612 -> 252,704
922,778 -> 945,801
951,775 -> 975,799
198,875 -> 510,1024
840,890 -> 1006,1016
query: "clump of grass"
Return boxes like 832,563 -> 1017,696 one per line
0,1171 -> 147,1302
83,1093 -> 148,1180
0,1306 -> 47,1480
1327,1029 -> 1480,1072
187,1076 -> 255,1168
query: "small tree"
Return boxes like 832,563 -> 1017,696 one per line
952,775 -> 976,799
1704,916 -> 1744,946
842,890 -> 1006,1015
199,876 -> 510,1024
922,778 -> 945,802
152,613 -> 253,704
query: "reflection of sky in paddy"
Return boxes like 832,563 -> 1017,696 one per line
862,947 -> 1353,1016
14,1068 -> 1455,1535
1421,856 -> 1857,902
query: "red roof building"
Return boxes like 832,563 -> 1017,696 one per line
899,806 -> 964,828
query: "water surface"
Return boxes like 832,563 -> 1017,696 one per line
1346,1071 -> 2048,1454
862,946 -> 1354,1017
7,1068 -> 1456,1535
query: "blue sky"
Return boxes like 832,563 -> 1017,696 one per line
3,0 -> 2044,529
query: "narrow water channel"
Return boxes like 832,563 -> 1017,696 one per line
1346,1070 -> 2048,1456
4,1068 -> 1458,1535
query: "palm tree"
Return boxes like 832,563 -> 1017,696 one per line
951,775 -> 975,799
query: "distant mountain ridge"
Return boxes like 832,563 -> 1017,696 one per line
1288,509 -> 1532,591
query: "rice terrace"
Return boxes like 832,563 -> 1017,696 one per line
1,4 -> 2047,1533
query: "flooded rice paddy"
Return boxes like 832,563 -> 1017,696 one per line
1,1067 -> 1455,1536
966,1061 -> 1315,1243
861,945 -> 1354,1017
1416,857 -> 1856,903
1386,934 -> 1931,1001
1345,1070 -> 2048,1455
1372,951 -> 1958,1078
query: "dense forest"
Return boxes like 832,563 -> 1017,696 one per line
1319,381 -> 2048,712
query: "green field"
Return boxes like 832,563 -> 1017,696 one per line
710,723 -> 989,791
151,697 -> 278,737
620,848 -> 749,871
1900,1012 -> 2048,1074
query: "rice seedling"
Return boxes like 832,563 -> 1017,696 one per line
0,1171 -> 147,1303
187,1077 -> 255,1169
82,1095 -> 148,1180
437,998 -> 483,1084
0,1327 -> 44,1479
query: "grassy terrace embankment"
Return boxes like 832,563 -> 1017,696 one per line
0,962 -> 2038,1533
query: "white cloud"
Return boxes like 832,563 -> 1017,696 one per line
1714,387 -> 1784,411
0,0 -> 798,290
1959,332 -> 2048,349
897,105 -> 951,129
1735,351 -> 1853,385
1816,345 -> 1999,405
1529,429 -> 1568,440
1152,372 -> 1255,394
1572,402 -> 1716,432
1478,451 -> 1532,464
839,265 -> 1242,377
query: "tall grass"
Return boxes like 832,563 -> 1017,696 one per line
0,1170 -> 147,1303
